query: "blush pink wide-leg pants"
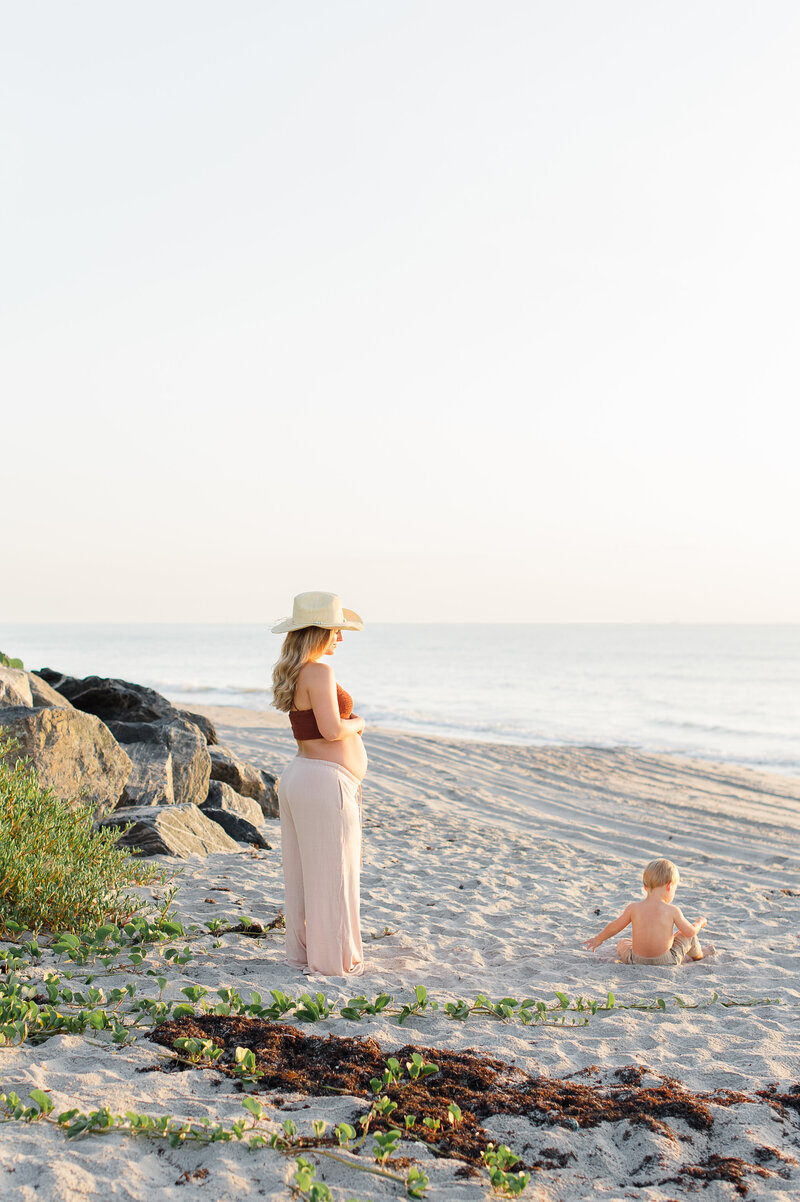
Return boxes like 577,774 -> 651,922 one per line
278,756 -> 364,977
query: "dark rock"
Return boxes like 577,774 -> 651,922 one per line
200,781 -> 272,848
97,804 -> 240,857
209,746 -> 279,818
202,808 -> 271,848
178,709 -> 217,746
26,672 -> 74,709
108,720 -> 170,744
36,670 -> 178,724
0,668 -> 33,707
0,706 -> 131,818
111,716 -> 211,807
203,780 -> 265,822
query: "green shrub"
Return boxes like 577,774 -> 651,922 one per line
0,737 -> 159,936
0,651 -> 24,669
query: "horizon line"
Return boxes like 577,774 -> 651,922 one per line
4,620 -> 799,628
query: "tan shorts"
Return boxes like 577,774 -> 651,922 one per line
620,933 -> 701,966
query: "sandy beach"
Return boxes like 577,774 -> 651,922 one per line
2,707 -> 800,1200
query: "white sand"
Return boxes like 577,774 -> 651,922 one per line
2,708 -> 799,1200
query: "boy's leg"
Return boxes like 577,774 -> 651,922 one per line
671,934 -> 703,963
686,935 -> 703,960
617,938 -> 633,963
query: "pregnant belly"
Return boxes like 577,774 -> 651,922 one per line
297,735 -> 368,781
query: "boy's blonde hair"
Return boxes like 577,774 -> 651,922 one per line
643,858 -> 680,891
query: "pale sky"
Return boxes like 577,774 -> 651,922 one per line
3,2 -> 799,623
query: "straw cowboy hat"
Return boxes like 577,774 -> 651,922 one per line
271,591 -> 364,634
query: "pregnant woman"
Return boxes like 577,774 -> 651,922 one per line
271,591 -> 367,977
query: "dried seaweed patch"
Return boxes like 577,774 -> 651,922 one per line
658,1153 -> 770,1197
756,1085 -> 800,1119
226,920 -> 266,937
150,1017 -> 747,1167
614,1065 -> 647,1086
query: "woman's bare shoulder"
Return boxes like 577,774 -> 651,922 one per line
298,660 -> 334,684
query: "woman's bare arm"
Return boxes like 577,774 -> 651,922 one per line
303,662 -> 365,741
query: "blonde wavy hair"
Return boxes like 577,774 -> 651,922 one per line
271,627 -> 336,712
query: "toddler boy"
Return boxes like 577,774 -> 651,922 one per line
585,858 -> 714,965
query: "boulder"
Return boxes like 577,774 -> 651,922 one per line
0,706 -> 131,818
109,716 -> 211,807
36,670 -> 178,724
178,710 -> 218,746
0,667 -> 33,708
26,672 -> 74,709
209,745 -> 279,818
117,742 -> 175,807
98,804 -> 240,858
200,781 -> 272,848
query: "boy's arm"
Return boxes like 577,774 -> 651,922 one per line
585,904 -> 633,951
673,906 -> 707,938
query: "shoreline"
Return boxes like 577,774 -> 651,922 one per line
2,705 -> 799,1198
181,701 -> 800,782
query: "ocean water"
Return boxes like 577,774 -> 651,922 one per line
3,624 -> 799,777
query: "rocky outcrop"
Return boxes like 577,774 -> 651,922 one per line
0,667 -> 33,708
26,672 -> 74,709
117,742 -> 175,807
209,746 -> 279,818
33,671 -> 215,808
111,716 -> 211,808
0,706 -> 131,818
36,671 -> 178,724
179,710 -> 217,746
98,804 -> 240,857
200,781 -> 272,848
7,668 -> 273,858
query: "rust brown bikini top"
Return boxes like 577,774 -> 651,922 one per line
289,683 -> 354,741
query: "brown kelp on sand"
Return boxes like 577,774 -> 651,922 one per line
149,1016 -> 799,1193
